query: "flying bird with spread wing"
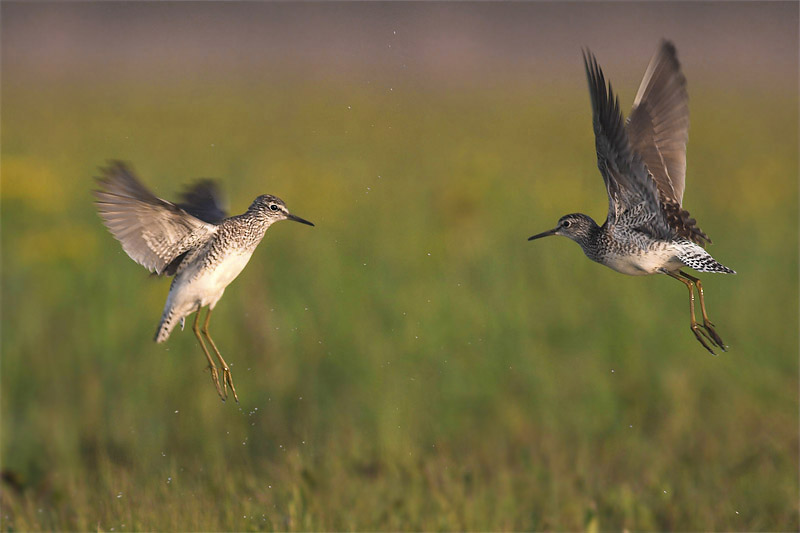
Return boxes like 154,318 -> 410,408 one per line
95,162 -> 314,401
528,41 -> 735,354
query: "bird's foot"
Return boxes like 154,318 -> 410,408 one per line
702,320 -> 727,352
221,366 -> 239,403
691,323 -> 718,356
207,364 -> 226,401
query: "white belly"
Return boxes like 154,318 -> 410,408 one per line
167,251 -> 255,316
200,252 -> 254,299
602,247 -> 684,276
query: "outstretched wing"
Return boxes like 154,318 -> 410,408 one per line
584,49 -> 662,230
94,161 -> 218,275
627,40 -> 688,205
176,179 -> 227,223
626,40 -> 710,245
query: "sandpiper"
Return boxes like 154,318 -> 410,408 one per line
528,41 -> 735,354
95,162 -> 314,400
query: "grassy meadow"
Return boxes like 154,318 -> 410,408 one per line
1,76 -> 797,531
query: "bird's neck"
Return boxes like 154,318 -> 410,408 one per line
227,211 -> 275,249
578,218 -> 605,262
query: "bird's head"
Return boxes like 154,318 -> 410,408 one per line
250,194 -> 314,226
528,213 -> 598,245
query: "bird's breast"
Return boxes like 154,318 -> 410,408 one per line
201,250 -> 256,290
169,249 -> 256,309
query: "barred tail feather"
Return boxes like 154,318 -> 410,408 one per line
679,249 -> 736,274
154,309 -> 179,343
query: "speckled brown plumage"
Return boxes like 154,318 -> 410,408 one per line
529,41 -> 734,355
95,162 -> 314,401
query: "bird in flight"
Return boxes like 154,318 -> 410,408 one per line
95,162 -> 314,401
528,41 -> 735,354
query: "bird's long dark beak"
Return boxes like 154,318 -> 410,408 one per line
287,213 -> 314,227
528,228 -> 557,241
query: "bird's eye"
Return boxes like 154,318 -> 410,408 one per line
269,204 -> 279,211
562,220 -> 571,228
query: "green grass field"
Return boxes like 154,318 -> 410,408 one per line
1,78 -> 797,530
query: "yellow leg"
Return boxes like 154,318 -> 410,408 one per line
193,310 -> 224,400
202,308 -> 239,403
680,271 -> 726,350
666,271 -> 719,355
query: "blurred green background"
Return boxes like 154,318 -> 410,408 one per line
2,2 -> 798,531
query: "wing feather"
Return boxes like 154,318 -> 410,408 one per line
176,179 -> 227,223
626,40 -> 710,245
583,49 -> 663,231
627,40 -> 689,205
94,161 -> 218,275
